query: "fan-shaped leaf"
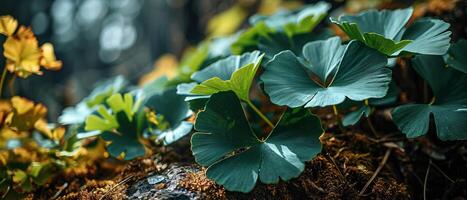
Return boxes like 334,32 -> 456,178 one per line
331,8 -> 451,56
250,2 -> 330,37
392,55 -> 467,140
444,39 -> 467,74
179,51 -> 264,102
261,37 -> 390,108
145,88 -> 192,145
258,30 -> 333,59
191,91 -> 323,193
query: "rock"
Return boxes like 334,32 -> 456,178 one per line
126,165 -> 200,200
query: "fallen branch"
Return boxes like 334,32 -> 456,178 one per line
359,148 -> 391,196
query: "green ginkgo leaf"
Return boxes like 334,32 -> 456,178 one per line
250,2 -> 330,37
144,88 -> 193,145
59,76 -> 128,125
85,76 -> 128,107
341,80 -> 400,126
342,105 -> 371,126
100,111 -> 147,160
392,55 -> 467,140
258,30 -> 334,59
331,7 -> 451,56
261,37 -> 390,108
177,51 -> 264,102
444,39 -> 467,74
231,22 -> 274,55
85,93 -> 147,160
191,91 -> 323,193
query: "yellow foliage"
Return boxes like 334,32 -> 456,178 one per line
207,5 -> 247,37
5,96 -> 47,132
3,29 -> 42,78
139,54 -> 178,85
1,16 -> 63,78
34,119 -> 65,142
0,15 -> 18,36
40,43 -> 63,71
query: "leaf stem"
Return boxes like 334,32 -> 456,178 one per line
246,100 -> 274,128
8,75 -> 16,96
332,105 -> 344,132
366,117 -> 379,137
0,66 -> 8,98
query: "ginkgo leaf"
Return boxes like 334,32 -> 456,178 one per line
261,37 -> 390,108
331,7 -> 451,56
85,76 -> 128,107
250,2 -> 330,37
0,15 -> 18,36
144,88 -> 192,145
191,91 -> 323,193
444,39 -> 467,74
59,76 -> 129,126
178,51 -> 264,102
342,105 -> 371,126
3,27 -> 41,78
84,106 -> 119,132
392,55 -> 467,140
5,96 -> 47,132
231,22 -> 274,55
39,43 -> 62,71
258,30 -> 334,59
100,111 -> 146,160
84,93 -> 147,160
341,80 -> 399,126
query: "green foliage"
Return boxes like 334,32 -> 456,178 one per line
444,39 -> 467,74
178,51 -> 264,102
261,37 -> 390,108
258,30 -> 334,59
231,2 -> 330,55
331,7 -> 451,56
342,105 -> 371,127
231,22 -> 274,55
144,88 -> 193,145
85,93 -> 147,160
392,55 -> 467,140
191,92 -> 323,193
250,2 -> 330,37
5,2 -> 465,196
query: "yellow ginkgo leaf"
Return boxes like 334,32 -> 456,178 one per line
207,4 -> 247,37
16,26 -> 35,39
34,119 -> 65,141
0,15 -> 18,36
5,96 -> 47,132
0,150 -> 8,165
40,43 -> 62,71
139,54 -> 178,85
3,27 -> 41,78
0,100 -> 12,124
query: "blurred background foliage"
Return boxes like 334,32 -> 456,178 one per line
0,0 -> 463,121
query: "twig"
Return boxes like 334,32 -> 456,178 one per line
333,147 -> 349,159
366,117 -> 379,137
430,161 -> 455,183
51,182 -> 68,200
424,160 -> 432,200
1,185 -> 10,199
359,149 -> 391,196
99,175 -> 133,200
327,153 -> 345,181
309,180 -> 325,193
